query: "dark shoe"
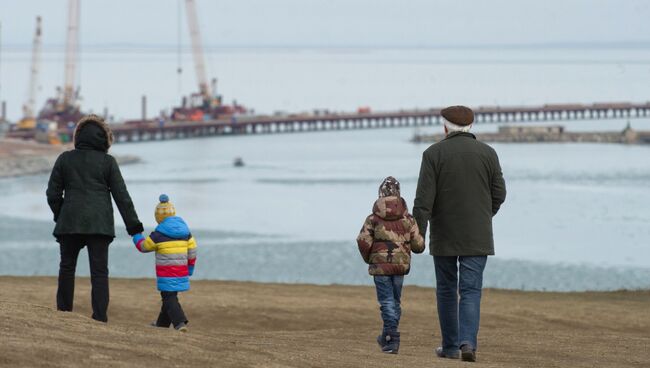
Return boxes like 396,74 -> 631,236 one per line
382,331 -> 400,354
376,334 -> 387,350
151,321 -> 171,328
460,344 -> 476,362
174,322 -> 188,333
435,346 -> 459,359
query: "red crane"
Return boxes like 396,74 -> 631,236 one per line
171,0 -> 246,121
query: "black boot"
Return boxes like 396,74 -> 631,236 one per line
382,331 -> 400,354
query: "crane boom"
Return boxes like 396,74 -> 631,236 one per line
63,0 -> 80,106
185,0 -> 210,100
23,16 -> 42,120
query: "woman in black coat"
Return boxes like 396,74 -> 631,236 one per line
46,115 -> 143,322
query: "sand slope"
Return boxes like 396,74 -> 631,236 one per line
0,276 -> 648,367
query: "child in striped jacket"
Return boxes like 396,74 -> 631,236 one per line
132,194 -> 197,332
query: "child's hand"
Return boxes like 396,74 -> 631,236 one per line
132,233 -> 145,250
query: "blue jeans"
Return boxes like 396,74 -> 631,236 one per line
373,275 -> 404,333
433,256 -> 487,354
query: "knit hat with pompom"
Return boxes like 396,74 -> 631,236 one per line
378,176 -> 401,198
155,194 -> 176,223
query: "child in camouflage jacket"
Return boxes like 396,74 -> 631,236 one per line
357,176 -> 425,354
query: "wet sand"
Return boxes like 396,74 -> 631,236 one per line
0,276 -> 648,367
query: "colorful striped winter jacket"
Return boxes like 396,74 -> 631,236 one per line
133,216 -> 197,292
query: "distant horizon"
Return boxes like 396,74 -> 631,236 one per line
3,40 -> 650,52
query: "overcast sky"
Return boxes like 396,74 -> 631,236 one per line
1,0 -> 649,49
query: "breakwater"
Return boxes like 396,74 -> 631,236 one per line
412,125 -> 650,145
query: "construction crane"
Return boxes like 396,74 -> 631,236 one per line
62,0 -> 79,107
16,16 -> 43,130
171,0 -> 246,121
38,0 -> 84,127
185,0 -> 210,103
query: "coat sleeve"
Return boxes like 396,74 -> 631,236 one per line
408,217 -> 425,254
134,233 -> 157,253
107,155 -> 143,235
490,153 -> 507,216
46,153 -> 65,222
356,216 -> 374,264
187,236 -> 197,276
413,151 -> 436,239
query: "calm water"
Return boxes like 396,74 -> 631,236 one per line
1,119 -> 650,291
1,48 -> 649,291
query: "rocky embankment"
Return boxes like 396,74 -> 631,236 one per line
412,125 -> 650,144
0,139 -> 139,178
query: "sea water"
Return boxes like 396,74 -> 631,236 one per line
1,119 -> 650,291
1,47 -> 649,291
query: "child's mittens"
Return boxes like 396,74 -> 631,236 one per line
132,233 -> 145,251
188,264 -> 195,277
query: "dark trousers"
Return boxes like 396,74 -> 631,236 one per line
57,234 -> 112,322
433,256 -> 488,354
373,275 -> 404,333
155,291 -> 188,328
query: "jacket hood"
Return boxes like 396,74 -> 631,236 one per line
372,196 -> 408,220
74,115 -> 113,152
155,216 -> 191,239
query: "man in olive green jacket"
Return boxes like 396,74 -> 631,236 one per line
413,106 -> 506,362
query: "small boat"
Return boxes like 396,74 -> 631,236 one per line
233,157 -> 244,167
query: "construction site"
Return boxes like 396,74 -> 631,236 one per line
0,0 -> 649,146
1,0 -> 248,144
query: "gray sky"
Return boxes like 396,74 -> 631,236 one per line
1,0 -> 649,49
1,0 -> 649,121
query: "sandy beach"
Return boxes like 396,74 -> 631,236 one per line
0,139 -> 67,178
0,276 -> 647,368
0,139 -> 139,178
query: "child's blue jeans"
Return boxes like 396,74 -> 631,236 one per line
373,275 -> 404,333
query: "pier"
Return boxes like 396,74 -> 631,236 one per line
5,101 -> 650,143
110,101 -> 650,143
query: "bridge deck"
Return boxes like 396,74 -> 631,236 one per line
7,102 -> 650,143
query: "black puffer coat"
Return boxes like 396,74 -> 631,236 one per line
46,116 -> 143,239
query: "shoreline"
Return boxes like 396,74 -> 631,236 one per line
0,139 -> 140,178
1,276 -> 648,367
1,214 -> 649,292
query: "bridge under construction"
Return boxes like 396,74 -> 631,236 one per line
103,101 -> 650,144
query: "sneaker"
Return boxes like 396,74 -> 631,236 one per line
460,344 -> 476,362
174,322 -> 188,333
435,347 -> 460,359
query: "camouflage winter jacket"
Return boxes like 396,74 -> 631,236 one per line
357,196 -> 425,276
